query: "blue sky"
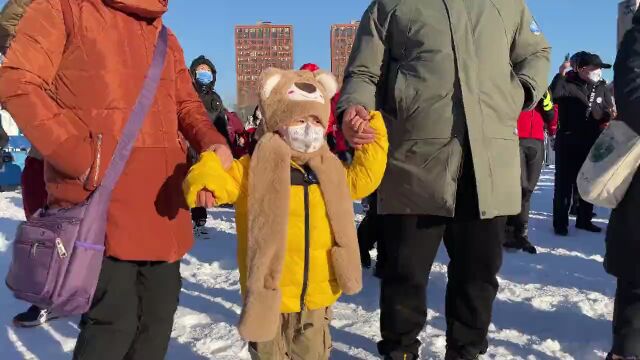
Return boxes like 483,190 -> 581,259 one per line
0,0 -> 620,106
164,0 -> 618,105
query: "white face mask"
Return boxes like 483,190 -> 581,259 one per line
282,122 -> 325,153
587,69 -> 603,83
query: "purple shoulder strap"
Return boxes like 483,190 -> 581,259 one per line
100,26 -> 168,192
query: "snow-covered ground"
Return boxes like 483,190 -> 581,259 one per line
0,168 -> 616,359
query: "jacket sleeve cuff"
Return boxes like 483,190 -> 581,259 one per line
45,135 -> 93,179
519,79 -> 536,111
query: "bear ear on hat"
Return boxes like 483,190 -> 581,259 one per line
259,68 -> 284,101
314,71 -> 339,99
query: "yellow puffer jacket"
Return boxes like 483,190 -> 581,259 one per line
184,112 -> 388,313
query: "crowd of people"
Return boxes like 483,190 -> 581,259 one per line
0,0 -> 637,359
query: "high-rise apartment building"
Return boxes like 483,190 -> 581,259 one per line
619,0 -> 640,47
235,22 -> 294,111
330,21 -> 359,84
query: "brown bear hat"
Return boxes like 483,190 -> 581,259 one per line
238,68 -> 362,342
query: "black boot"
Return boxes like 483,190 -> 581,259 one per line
384,352 -> 417,360
444,350 -> 480,360
576,221 -> 602,233
554,226 -> 569,236
504,224 -> 537,254
193,219 -> 208,237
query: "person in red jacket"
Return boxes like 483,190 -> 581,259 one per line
225,110 -> 251,158
504,91 -> 557,254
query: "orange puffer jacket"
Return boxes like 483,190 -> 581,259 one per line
0,0 -> 227,262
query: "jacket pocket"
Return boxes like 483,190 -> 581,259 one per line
509,70 -> 526,116
486,137 -> 521,216
393,66 -> 407,126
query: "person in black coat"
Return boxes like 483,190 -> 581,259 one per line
606,10 -> 640,359
189,56 -> 230,144
188,56 -> 229,235
550,52 -> 614,236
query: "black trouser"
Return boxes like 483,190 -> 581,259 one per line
358,192 -> 382,267
191,207 -> 207,225
611,278 -> 640,357
553,133 -> 594,230
73,257 -> 181,360
507,139 -> 544,233
377,147 -> 505,358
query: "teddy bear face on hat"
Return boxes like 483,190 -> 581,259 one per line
257,68 -> 338,135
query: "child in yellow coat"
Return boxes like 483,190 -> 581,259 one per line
183,68 -> 388,359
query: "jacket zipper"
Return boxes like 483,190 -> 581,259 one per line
93,133 -> 103,188
299,173 -> 311,313
529,111 -> 534,138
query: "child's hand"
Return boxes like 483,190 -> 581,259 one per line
342,105 -> 376,149
183,151 -> 228,208
350,116 -> 372,134
196,190 -> 217,208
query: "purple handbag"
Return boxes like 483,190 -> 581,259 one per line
5,26 -> 168,316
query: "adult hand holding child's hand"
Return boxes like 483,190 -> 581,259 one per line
183,151 -> 228,209
342,105 -> 376,149
196,190 -> 217,208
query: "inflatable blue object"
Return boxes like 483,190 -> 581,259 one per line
0,163 -> 22,187
0,153 -> 22,190
12,151 -> 27,171
8,135 -> 30,151
0,135 -> 29,190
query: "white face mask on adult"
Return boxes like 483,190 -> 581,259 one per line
587,69 -> 603,83
281,122 -> 325,153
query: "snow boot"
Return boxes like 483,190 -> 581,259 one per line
554,226 -> 569,237
576,222 -> 602,233
444,350 -> 480,360
193,219 -> 209,238
504,236 -> 537,254
504,225 -> 537,254
444,339 -> 488,360
384,352 -> 417,360
13,306 -> 58,328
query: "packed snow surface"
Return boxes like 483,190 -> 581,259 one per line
0,169 -> 616,359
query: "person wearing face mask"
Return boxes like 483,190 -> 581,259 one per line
183,68 -> 388,359
189,55 -> 230,142
188,56 -> 230,235
553,51 -> 590,218
550,52 -> 615,236
299,63 -> 352,163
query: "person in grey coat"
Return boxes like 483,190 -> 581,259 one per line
338,0 -> 551,359
606,9 -> 640,360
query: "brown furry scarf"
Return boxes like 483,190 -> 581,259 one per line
237,133 -> 362,342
